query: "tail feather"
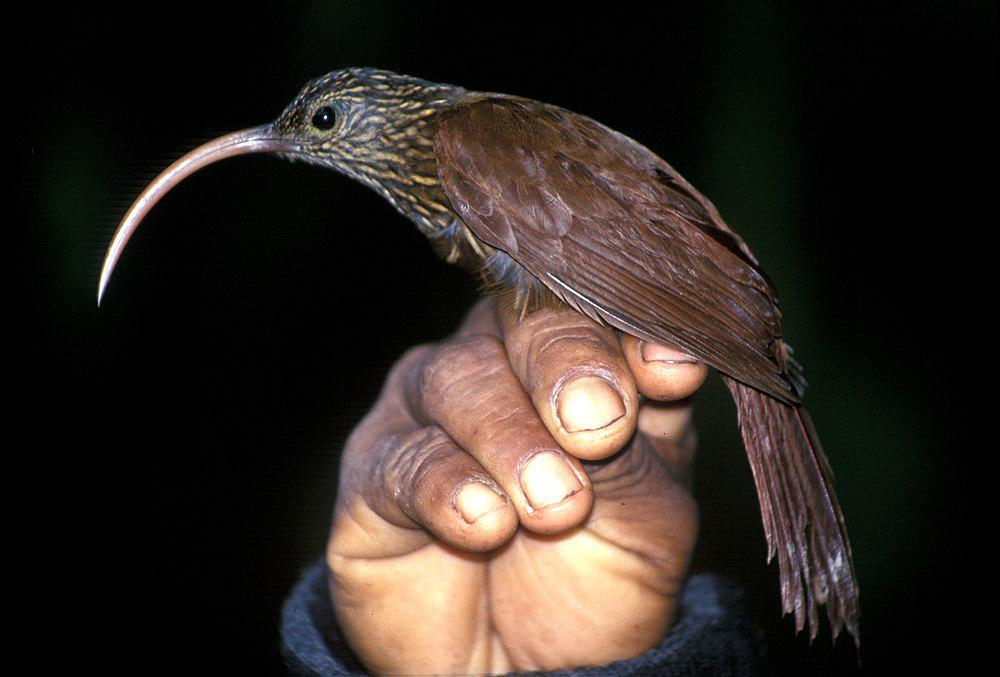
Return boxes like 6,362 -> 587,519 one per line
724,377 -> 860,646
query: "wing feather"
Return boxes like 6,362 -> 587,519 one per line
433,95 -> 861,646
434,96 -> 797,402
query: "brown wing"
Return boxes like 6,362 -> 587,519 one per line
434,96 -> 798,403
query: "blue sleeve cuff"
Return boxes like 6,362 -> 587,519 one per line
281,560 -> 766,675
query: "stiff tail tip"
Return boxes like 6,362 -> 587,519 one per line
724,377 -> 860,648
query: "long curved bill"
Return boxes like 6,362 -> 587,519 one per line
97,125 -> 300,305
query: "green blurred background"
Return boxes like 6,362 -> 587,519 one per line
24,1 -> 992,673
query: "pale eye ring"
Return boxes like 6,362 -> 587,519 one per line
311,106 -> 336,131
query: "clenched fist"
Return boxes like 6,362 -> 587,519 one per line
327,299 -> 707,673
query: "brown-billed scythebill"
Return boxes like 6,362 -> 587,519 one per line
98,67 -> 859,647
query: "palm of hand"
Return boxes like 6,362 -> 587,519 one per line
328,301 -> 704,673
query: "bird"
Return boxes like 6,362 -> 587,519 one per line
98,67 -> 859,646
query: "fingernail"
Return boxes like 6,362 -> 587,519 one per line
520,452 -> 583,510
641,341 -> 699,364
456,482 -> 505,524
555,375 -> 626,432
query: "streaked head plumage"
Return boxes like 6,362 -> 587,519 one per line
274,68 -> 465,177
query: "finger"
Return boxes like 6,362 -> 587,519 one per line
406,334 -> 594,535
498,305 -> 639,461
637,400 -> 697,471
368,425 -> 520,553
620,335 -> 709,401
454,297 -> 503,337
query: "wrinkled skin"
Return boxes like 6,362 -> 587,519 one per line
327,300 -> 708,673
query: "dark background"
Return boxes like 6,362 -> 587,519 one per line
23,1 -> 992,673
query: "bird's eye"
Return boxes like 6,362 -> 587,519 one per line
311,106 -> 337,131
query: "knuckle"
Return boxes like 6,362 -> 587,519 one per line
389,342 -> 435,381
418,333 -> 507,400
377,427 -> 460,511
535,324 -> 613,361
518,321 -> 618,387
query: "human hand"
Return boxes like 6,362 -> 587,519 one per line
327,299 -> 707,673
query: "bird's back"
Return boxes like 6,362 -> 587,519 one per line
433,95 -> 798,403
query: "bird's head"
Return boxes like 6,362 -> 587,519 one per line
97,67 -> 466,304
274,68 -> 464,183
